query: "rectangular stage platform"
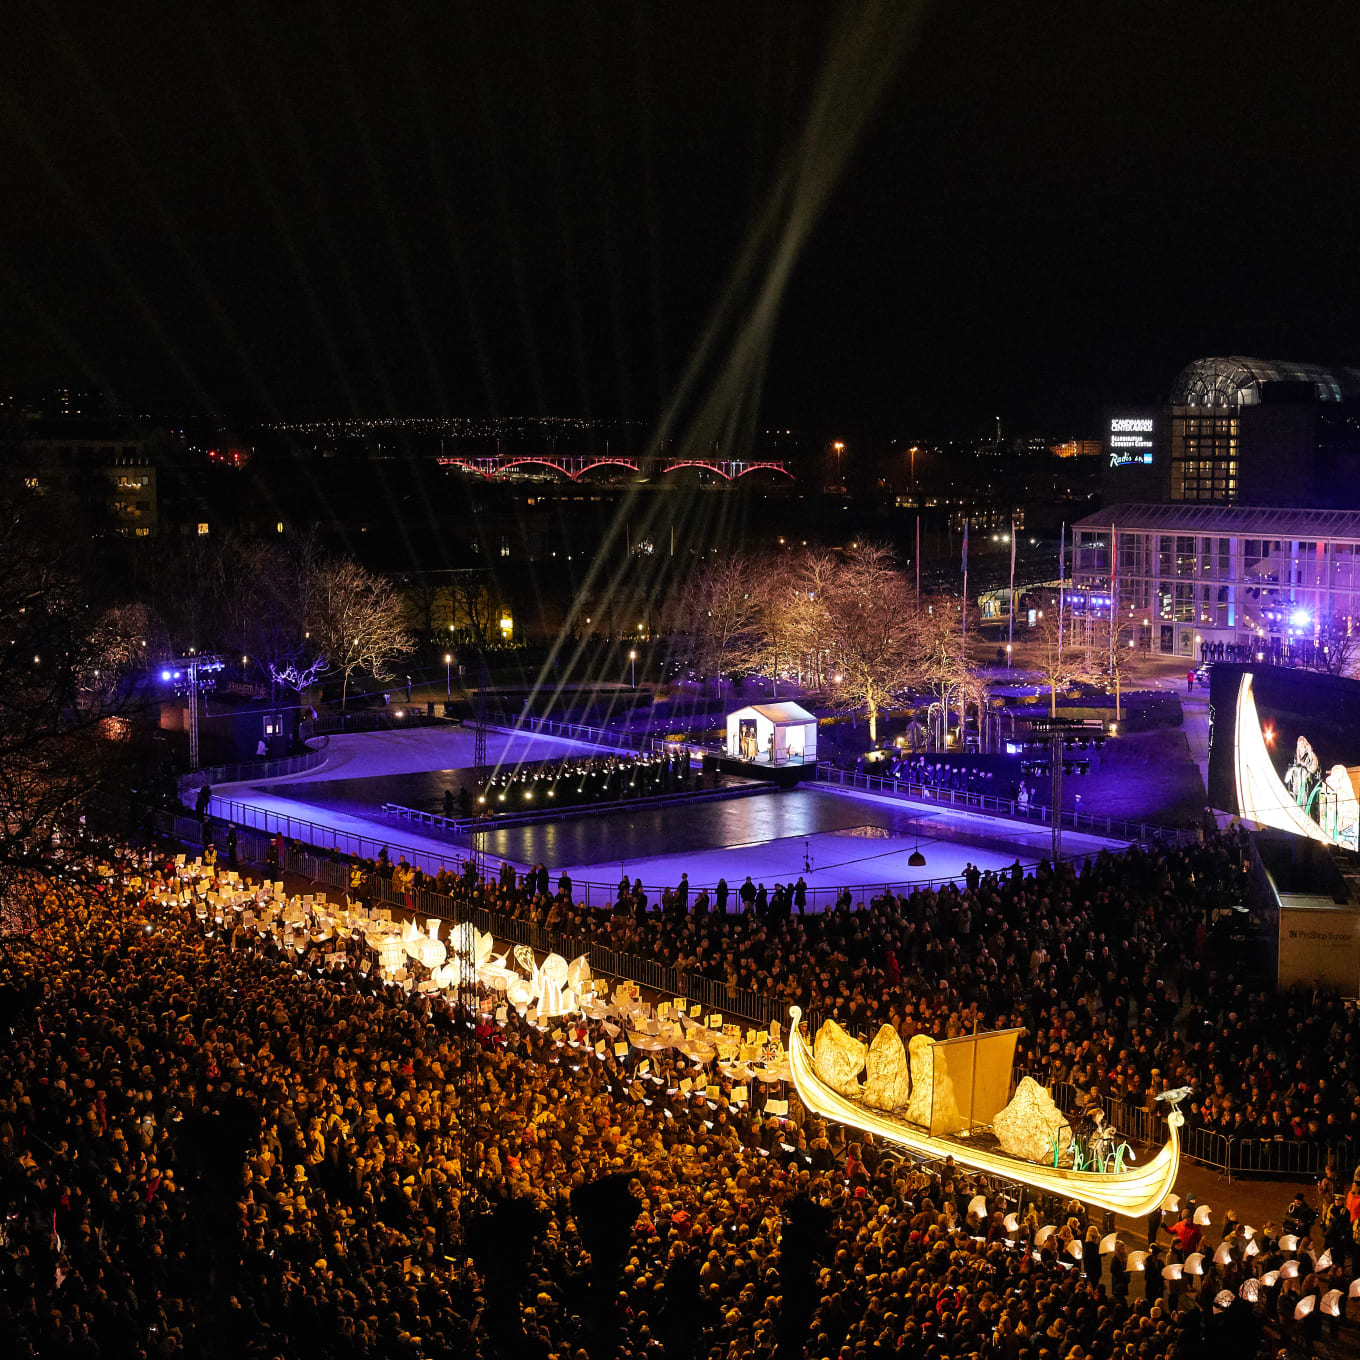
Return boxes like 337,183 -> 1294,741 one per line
702,753 -> 819,788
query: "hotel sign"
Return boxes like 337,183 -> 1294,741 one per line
1108,415 -> 1155,467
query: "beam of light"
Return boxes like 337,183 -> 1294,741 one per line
508,0 -> 925,747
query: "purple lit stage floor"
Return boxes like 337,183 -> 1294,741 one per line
205,730 -> 1128,905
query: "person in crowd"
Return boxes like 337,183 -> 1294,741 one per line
2,839 -> 1296,1360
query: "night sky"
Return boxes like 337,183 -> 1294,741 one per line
3,1 -> 1358,433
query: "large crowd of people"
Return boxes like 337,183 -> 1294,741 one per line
3,827 -> 1359,1359
333,827 -> 1360,1161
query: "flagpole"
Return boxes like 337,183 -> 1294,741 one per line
1108,525 -> 1118,679
961,518 -> 969,654
915,516 -> 921,604
1057,522 -> 1066,658
1008,514 -> 1016,653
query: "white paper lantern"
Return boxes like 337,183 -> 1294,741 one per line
1126,1251 -> 1147,1272
1193,1204 -> 1212,1226
1099,1233 -> 1119,1255
1293,1294 -> 1315,1320
1184,1252 -> 1204,1275
1238,1279 -> 1260,1302
967,1195 -> 987,1220
1320,1290 -> 1342,1317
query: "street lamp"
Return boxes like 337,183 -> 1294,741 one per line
444,652 -> 452,698
629,648 -> 637,689
833,441 -> 845,481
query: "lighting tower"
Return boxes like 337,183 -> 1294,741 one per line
1029,716 -> 1079,863
161,654 -> 225,770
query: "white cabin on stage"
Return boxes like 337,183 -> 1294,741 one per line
726,701 -> 818,766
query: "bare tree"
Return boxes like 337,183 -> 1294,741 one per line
915,595 -> 982,748
0,478 -> 147,929
678,553 -> 764,692
448,569 -> 499,654
1316,620 -> 1360,679
1100,597 -> 1148,722
1026,603 -> 1095,717
783,550 -> 839,689
399,573 -> 448,642
822,543 -> 920,743
308,558 -> 414,709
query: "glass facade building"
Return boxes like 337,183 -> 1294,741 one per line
1073,503 -> 1360,659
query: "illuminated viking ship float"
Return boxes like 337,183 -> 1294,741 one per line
788,1007 -> 1182,1217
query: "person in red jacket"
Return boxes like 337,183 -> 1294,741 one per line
1169,1207 -> 1201,1254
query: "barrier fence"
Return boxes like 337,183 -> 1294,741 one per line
815,765 -> 1198,847
379,781 -> 767,836
150,807 -> 811,1032
145,808 -> 1343,1175
1049,1082 -> 1349,1183
301,710 -> 446,739
190,792 -> 1039,913
484,715 -> 643,752
177,747 -> 328,792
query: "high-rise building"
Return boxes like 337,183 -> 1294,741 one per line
1102,356 -> 1360,508
1075,357 -> 1360,658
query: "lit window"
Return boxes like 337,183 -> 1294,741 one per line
135,527 -> 151,537
276,521 -> 284,533
197,522 -> 210,536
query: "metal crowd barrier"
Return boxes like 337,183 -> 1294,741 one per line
485,715 -> 642,751
301,710 -> 444,739
1048,1081 -> 1349,1182
178,747 -> 328,792
151,806 -> 792,1029
814,764 -> 1197,846
187,791 -> 1036,913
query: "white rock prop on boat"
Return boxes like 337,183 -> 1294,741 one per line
904,1035 -> 938,1127
861,1025 -> 912,1111
992,1076 -> 1073,1165
812,1020 -> 866,1096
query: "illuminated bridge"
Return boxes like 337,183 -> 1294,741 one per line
436,454 -> 793,482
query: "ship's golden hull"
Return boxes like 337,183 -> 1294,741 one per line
788,1007 -> 1181,1218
